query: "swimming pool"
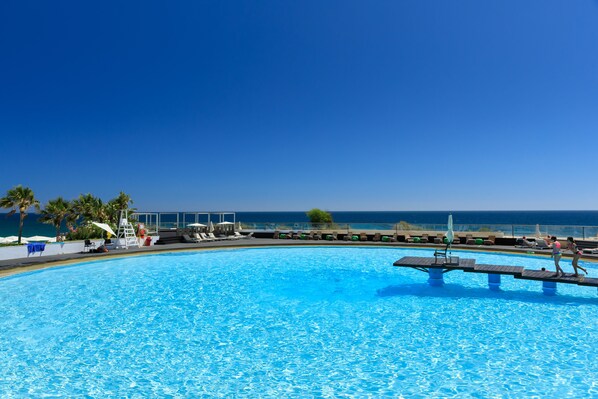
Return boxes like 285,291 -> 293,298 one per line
0,247 -> 596,397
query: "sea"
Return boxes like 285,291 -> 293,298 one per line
2,211 -> 598,237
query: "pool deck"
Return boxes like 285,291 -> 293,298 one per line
1,238 -> 597,278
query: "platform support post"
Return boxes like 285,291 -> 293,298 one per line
488,274 -> 501,291
542,280 -> 557,296
428,268 -> 444,287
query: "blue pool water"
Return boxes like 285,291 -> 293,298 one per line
0,247 -> 597,397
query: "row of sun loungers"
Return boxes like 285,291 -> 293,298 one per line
183,232 -> 253,243
273,231 -> 399,242
273,231 -> 496,245
271,231 -> 598,254
181,230 -> 597,253
272,231 -> 501,245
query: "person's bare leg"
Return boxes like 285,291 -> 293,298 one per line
554,254 -> 565,276
572,255 -> 587,276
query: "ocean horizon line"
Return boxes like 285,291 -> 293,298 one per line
3,210 -> 598,215
3,210 -> 598,239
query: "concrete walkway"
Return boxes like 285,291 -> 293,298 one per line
1,238 -> 597,277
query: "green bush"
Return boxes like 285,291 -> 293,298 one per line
306,208 -> 333,224
395,221 -> 421,230
66,225 -> 105,241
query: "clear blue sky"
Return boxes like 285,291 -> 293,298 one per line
1,0 -> 597,211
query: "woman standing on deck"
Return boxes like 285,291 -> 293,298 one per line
566,237 -> 588,277
551,236 -> 565,277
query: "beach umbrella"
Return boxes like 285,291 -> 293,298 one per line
92,222 -> 117,237
26,235 -> 53,242
535,224 -> 541,238
187,223 -> 206,228
208,221 -> 214,233
217,221 -> 235,225
446,214 -> 454,248
3,236 -> 26,244
236,221 -> 242,231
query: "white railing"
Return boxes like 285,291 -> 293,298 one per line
238,222 -> 598,240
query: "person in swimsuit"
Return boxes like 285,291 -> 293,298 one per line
551,236 -> 565,277
566,237 -> 588,277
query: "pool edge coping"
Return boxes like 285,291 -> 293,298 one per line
2,240 -> 597,279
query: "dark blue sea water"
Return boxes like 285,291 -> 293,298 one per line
235,211 -> 598,226
2,211 -> 598,237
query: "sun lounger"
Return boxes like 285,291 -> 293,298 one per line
465,234 -> 476,245
207,233 -> 222,241
420,234 -> 429,243
483,235 -> 496,245
534,239 -> 550,250
452,234 -> 461,244
382,233 -> 397,242
199,233 -> 215,241
182,234 -> 200,243
372,233 -> 381,242
516,238 -> 536,248
433,233 -> 444,244
359,232 -> 368,241
326,232 -> 338,241
406,234 -> 424,243
313,231 -> 322,240
344,231 -> 354,241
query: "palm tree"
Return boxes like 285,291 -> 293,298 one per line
0,185 -> 40,244
111,191 -> 134,211
71,193 -> 108,223
65,205 -> 80,233
39,197 -> 71,240
107,191 -> 135,225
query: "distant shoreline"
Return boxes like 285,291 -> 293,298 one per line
3,210 -> 598,237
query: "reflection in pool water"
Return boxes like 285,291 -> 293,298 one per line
0,247 -> 596,397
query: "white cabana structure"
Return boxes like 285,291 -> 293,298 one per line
216,221 -> 235,234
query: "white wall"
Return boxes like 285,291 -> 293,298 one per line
0,236 -> 161,262
0,240 -> 104,261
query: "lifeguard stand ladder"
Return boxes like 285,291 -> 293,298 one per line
115,209 -> 139,249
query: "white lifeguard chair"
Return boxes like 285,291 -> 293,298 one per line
115,209 -> 139,249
